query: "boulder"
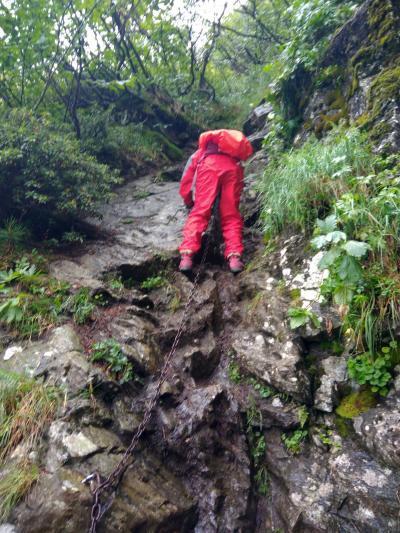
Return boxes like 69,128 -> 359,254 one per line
0,325 -> 94,397
353,396 -> 400,468
260,428 -> 400,532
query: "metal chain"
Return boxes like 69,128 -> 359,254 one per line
83,222 -> 214,533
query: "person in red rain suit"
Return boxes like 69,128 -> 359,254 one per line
178,129 -> 253,273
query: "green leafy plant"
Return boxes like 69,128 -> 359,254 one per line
140,276 -> 166,290
61,231 -> 85,245
287,307 -> 321,329
133,190 -> 151,200
108,276 -> 124,292
312,214 -> 370,305
248,378 -> 273,399
0,261 -> 69,337
63,288 -> 95,325
316,426 -> 341,449
346,341 -> 398,395
282,429 -> 308,454
91,339 -> 133,384
228,361 -> 242,384
297,406 -> 309,429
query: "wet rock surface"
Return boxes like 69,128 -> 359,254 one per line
3,127 -> 400,532
292,0 -> 400,152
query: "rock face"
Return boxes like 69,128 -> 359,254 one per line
3,158 -> 399,531
292,0 -> 400,152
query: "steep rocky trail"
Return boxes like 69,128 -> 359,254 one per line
2,153 -> 400,533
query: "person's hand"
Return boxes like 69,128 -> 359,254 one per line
185,198 -> 194,210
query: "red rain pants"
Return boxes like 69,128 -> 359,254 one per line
179,153 -> 244,258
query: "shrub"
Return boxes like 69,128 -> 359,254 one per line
0,109 -> 121,232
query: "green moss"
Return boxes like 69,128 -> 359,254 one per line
313,90 -> 349,135
335,389 -> 377,419
315,65 -> 345,88
349,0 -> 399,78
368,0 -> 398,45
334,415 -> 352,438
354,112 -> 369,127
368,65 -> 400,117
290,288 -> 301,301
145,130 -> 183,161
364,64 -> 400,141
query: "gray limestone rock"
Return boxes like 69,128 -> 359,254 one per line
0,325 -> 94,396
353,396 -> 400,469
314,356 -> 348,412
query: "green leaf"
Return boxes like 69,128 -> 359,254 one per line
343,240 -> 371,258
333,285 -> 354,305
337,255 -> 363,283
311,235 -> 328,249
316,214 -> 337,234
289,315 -> 309,329
326,231 -> 346,244
318,248 -> 341,269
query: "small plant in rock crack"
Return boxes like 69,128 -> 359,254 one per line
63,287 -> 95,325
316,426 -> 341,449
61,230 -> 85,245
248,378 -> 273,399
91,339 -> 133,384
228,361 -> 243,384
297,405 -> 309,428
282,429 -> 308,454
108,276 -> 124,292
141,275 -> 166,290
346,341 -> 398,396
133,190 -> 151,200
0,259 -> 69,337
246,402 -> 268,495
287,306 -> 321,330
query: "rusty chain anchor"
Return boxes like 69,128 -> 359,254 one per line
83,221 -> 214,533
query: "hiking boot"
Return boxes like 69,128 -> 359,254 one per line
179,254 -> 193,272
228,255 -> 244,273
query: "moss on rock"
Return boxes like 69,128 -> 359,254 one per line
335,389 -> 377,419
147,130 -> 184,161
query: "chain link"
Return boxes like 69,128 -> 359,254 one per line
85,224 -> 213,533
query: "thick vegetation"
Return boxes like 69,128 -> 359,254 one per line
259,126 -> 400,395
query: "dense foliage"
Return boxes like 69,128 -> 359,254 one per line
0,0 -> 361,233
0,110 -> 120,230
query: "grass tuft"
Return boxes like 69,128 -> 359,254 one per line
258,127 -> 374,236
0,369 -> 60,461
0,461 -> 39,521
